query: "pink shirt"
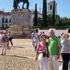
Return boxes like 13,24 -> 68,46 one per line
36,42 -> 48,54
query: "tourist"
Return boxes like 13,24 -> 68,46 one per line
8,32 -> 13,46
1,31 -> 9,55
36,34 -> 49,70
31,30 -> 35,45
60,33 -> 65,48
60,33 -> 64,40
39,32 -> 45,41
31,29 -> 39,51
6,30 -> 13,46
61,33 -> 70,70
39,32 -> 42,41
0,31 -> 3,47
48,28 -> 60,70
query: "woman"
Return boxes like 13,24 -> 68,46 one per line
31,29 -> 39,51
61,33 -> 70,70
36,34 -> 49,70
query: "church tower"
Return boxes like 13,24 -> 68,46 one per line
47,0 -> 57,15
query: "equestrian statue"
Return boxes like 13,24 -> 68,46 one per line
13,0 -> 29,9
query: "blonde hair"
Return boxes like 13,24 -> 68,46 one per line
64,33 -> 69,38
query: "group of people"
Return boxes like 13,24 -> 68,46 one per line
31,28 -> 70,70
0,30 -> 13,55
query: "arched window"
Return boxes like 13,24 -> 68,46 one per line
2,17 -> 4,23
5,18 -> 8,23
9,19 -> 11,23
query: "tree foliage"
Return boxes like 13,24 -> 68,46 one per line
33,4 -> 38,26
42,0 -> 47,27
34,15 -> 70,29
52,0 -> 56,25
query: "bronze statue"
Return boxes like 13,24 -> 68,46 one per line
13,0 -> 29,9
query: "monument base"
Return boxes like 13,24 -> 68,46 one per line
8,25 -> 33,38
11,9 -> 33,28
10,9 -> 33,38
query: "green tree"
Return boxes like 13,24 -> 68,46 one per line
47,15 -> 52,26
42,0 -> 47,27
47,15 -> 60,26
52,0 -> 56,26
37,17 -> 42,27
68,18 -> 70,24
55,15 -> 61,24
62,17 -> 68,24
33,4 -> 38,26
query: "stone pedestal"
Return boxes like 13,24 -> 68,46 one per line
10,9 -> 33,38
11,9 -> 33,28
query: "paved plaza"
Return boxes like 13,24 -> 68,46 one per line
0,39 -> 69,70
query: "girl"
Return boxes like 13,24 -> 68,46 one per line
36,34 -> 49,70
1,31 -> 9,55
61,33 -> 70,70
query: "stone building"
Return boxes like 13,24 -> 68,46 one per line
0,11 -> 11,27
0,10 -> 42,27
47,0 -> 57,15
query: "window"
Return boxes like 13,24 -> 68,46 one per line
5,18 -> 8,23
50,5 -> 52,10
2,17 -> 4,23
9,19 -> 11,23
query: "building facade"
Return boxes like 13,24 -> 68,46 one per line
0,0 -> 57,27
0,11 -> 11,27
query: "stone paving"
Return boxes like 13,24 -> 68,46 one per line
0,39 -> 69,70
0,39 -> 38,70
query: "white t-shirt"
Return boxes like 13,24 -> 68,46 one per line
61,39 -> 70,53
0,34 -> 3,42
32,33 -> 39,47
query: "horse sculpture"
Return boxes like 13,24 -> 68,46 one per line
13,0 -> 29,9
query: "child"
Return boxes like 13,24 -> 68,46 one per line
1,31 -> 9,55
36,34 -> 49,70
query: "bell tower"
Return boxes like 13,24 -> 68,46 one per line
47,0 -> 57,15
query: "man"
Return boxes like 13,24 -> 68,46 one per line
48,28 -> 60,70
6,30 -> 13,46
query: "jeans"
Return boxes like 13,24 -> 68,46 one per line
61,53 -> 70,70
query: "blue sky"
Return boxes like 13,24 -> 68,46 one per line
0,0 -> 70,17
